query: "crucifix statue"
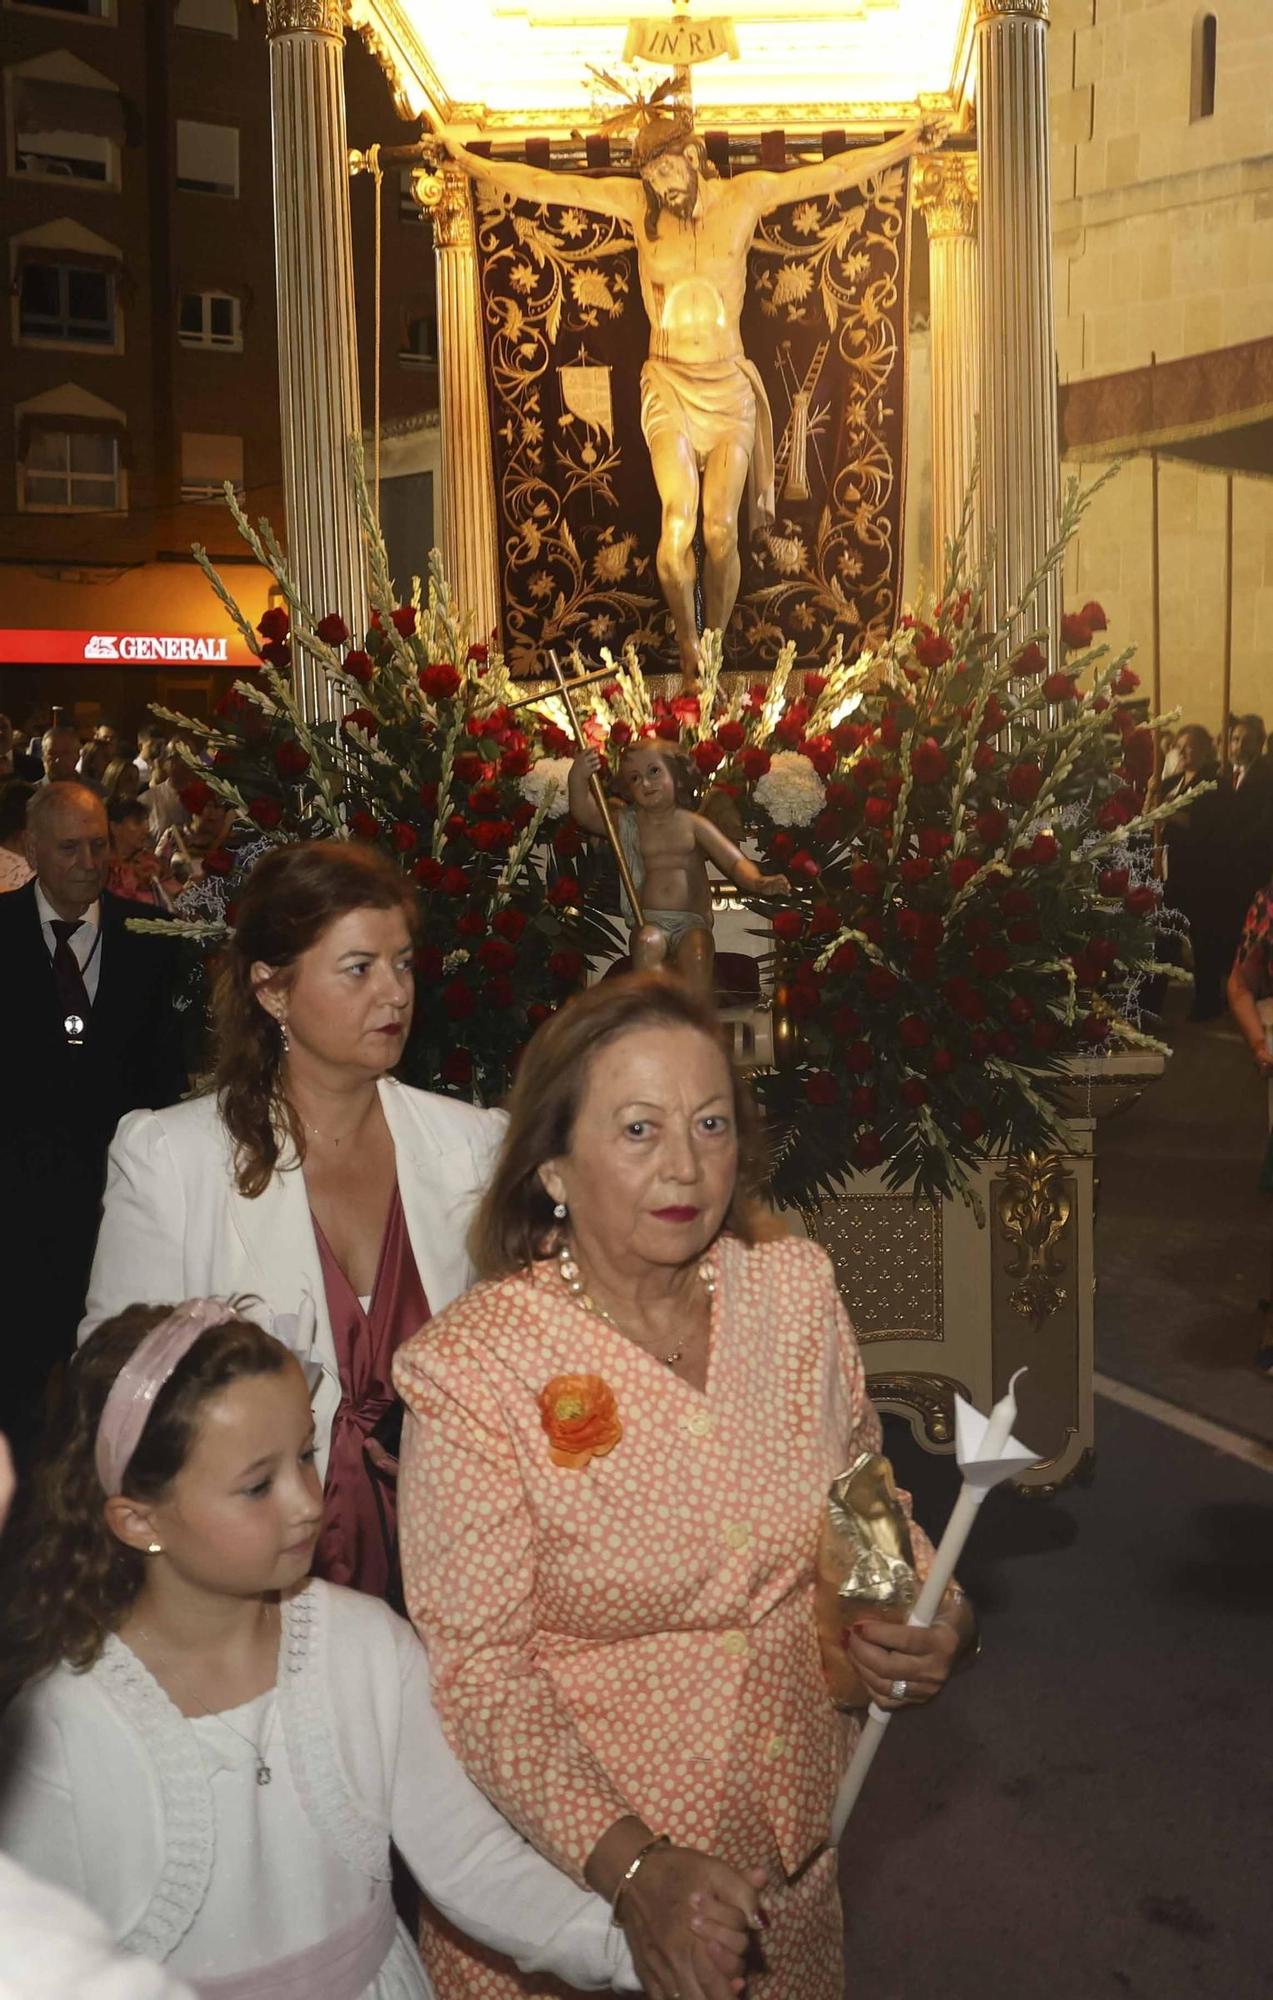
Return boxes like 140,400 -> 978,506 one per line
447,81 -> 938,685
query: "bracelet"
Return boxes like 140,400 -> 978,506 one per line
610,1834 -> 670,1927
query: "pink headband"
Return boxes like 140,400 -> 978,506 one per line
95,1299 -> 238,1496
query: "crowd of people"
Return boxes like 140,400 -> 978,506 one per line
0,690 -> 1269,1996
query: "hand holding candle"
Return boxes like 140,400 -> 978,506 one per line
829,1369 -> 1039,1844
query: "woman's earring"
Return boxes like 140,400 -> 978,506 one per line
146,1542 -> 163,1556
553,1201 -> 567,1221
279,1020 -> 290,1055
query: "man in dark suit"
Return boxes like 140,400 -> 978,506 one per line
0,783 -> 187,1455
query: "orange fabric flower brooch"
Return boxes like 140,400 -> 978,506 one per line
538,1375 -> 623,1469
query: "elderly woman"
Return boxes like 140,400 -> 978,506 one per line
395,977 -> 976,2000
82,839 -> 504,1597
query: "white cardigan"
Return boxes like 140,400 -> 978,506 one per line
0,1582 -> 635,1994
80,1081 -> 506,1476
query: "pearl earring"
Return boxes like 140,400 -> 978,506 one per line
553,1201 -> 567,1220
279,1021 -> 290,1054
146,1542 -> 163,1556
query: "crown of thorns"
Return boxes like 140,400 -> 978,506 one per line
585,68 -> 696,165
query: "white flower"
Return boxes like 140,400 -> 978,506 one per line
442,949 -> 471,974
753,751 -> 826,828
519,757 -> 572,818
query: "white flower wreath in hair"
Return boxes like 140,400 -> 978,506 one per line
753,750 -> 826,828
518,758 -> 573,819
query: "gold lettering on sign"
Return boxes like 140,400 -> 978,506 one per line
623,16 -> 739,66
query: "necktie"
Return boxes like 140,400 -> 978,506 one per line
50,918 -> 91,1033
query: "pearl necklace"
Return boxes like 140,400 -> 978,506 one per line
556,1241 -> 715,1368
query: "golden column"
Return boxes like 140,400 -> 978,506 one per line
412,164 -> 502,647
915,154 -> 980,590
975,0 -> 1062,653
264,0 -> 365,717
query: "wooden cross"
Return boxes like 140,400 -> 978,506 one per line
507,651 -> 645,927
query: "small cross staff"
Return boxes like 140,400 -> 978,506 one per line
507,651 -> 645,927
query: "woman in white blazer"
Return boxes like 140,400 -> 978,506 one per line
82,841 -> 504,1599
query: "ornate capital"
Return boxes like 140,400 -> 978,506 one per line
914,153 -> 978,239
263,0 -> 345,38
411,163 -> 474,250
976,0 -> 1049,22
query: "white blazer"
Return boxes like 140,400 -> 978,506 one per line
80,1079 -> 507,1476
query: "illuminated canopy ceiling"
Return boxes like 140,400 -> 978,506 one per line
349,0 -> 976,139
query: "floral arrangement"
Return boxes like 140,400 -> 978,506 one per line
153,466 -> 1187,1211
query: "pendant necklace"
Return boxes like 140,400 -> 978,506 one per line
556,1241 -> 714,1368
131,1618 -> 277,1786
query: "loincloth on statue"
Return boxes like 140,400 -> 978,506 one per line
640,907 -> 712,951
640,353 -> 775,533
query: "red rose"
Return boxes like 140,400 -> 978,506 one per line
968,1029 -> 992,1059
478,936 -> 518,974
344,650 -> 374,685
958,1108 -> 984,1140
526,1002 -> 552,1027
1007,920 -> 1041,945
214,688 -> 248,721
1008,994 -> 1035,1025
1014,642 -> 1046,677
439,1047 -> 473,1088
491,908 -> 526,943
978,695 -> 1009,738
468,819 -> 515,854
974,944 -> 1010,979
439,865 -> 470,896
1087,937 -> 1118,970
413,855 -> 443,888
548,948 -> 584,985
180,779 -> 213,814
541,723 -> 573,756
391,605 -> 417,637
972,743 -> 997,773
738,746 -> 772,782
1030,832 -> 1059,865
483,975 -> 515,1011
468,783 -> 501,814
834,721 -> 870,756
1096,793 -> 1134,831
203,847 -> 233,879
548,876 -> 580,909
608,721 -> 633,749
919,826 -> 952,859
316,613 -> 349,647
804,1070 -> 838,1108
348,808 -> 379,841
693,739 -> 726,774
419,662 -> 461,702
863,796 -> 893,830
1125,885 -> 1159,916
772,910 -> 803,942
553,821 -> 583,858
257,607 -> 290,642
851,860 -> 883,897
799,733 -> 835,778
706,719 -> 743,758
788,849 -> 820,881
866,965 -> 899,1002
1007,761 -> 1043,804
1061,612 -> 1093,651
852,754 -> 883,791
769,833 -> 795,862
854,1129 -> 884,1169
803,672 -> 828,698
898,857 -> 933,887
1000,887 -> 1035,917
391,821 -> 418,854
1042,672 -> 1079,702
930,1046 -> 956,1076
451,751 -> 484,786
900,1077 -> 928,1108
247,796 -> 283,829
827,941 -> 859,975
850,1086 -> 877,1119
655,717 -> 682,743
1114,666 -> 1140,696
455,907 -> 486,938
909,737 -> 949,785
1080,600 -> 1108,633
976,807 -> 1009,846
948,857 -> 979,890
342,707 -> 378,736
808,904 -> 840,938
261,640 -> 291,671
914,630 -> 954,672
466,640 -> 490,664
844,1041 -> 874,1074
945,977 -> 988,1022
1081,1012 -> 1111,1044
899,1013 -> 931,1048
1098,867 -> 1130,897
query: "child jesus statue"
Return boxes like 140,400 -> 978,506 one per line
568,742 -> 790,1000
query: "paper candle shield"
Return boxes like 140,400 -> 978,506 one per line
815,1450 -> 918,1705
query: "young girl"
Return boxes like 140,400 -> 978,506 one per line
0,1302 -> 661,1999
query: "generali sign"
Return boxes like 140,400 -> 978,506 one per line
0,629 -> 257,667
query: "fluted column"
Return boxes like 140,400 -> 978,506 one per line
915,154 -> 980,590
976,0 -> 1061,654
411,164 -> 502,645
264,0 -> 364,718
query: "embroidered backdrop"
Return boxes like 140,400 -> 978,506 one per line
474,162 -> 911,676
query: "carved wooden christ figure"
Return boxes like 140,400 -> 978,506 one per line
449,110 -> 931,684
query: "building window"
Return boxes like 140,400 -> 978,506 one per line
6,1 -> 113,18
18,259 -> 116,344
174,0 -> 237,32
178,290 -> 241,350
175,120 -> 238,198
180,431 -> 244,501
400,315 -> 438,367
1190,12 -> 1217,121
14,126 -> 117,184
20,425 -> 121,511
9,72 -> 125,186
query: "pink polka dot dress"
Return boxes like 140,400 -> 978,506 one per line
395,1233 -> 934,2000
